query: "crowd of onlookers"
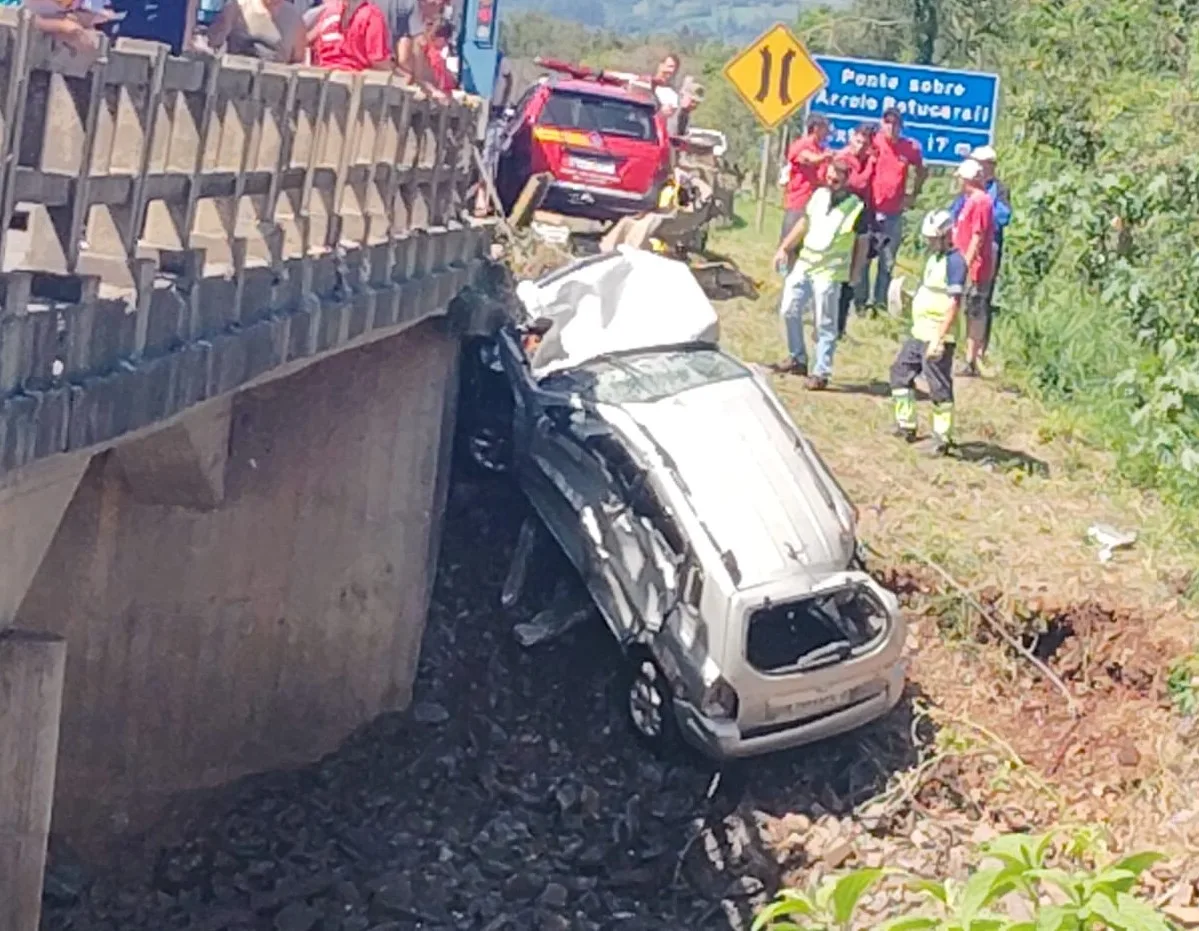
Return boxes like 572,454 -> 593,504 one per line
0,0 -> 463,96
197,0 -> 461,94
771,108 -> 1012,454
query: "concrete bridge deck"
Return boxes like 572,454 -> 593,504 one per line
0,14 -> 497,930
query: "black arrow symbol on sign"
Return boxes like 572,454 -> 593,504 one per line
755,47 -> 772,102
778,49 -> 795,105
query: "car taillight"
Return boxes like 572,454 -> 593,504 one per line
700,677 -> 739,721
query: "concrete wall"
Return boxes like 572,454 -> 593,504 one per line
17,320 -> 460,841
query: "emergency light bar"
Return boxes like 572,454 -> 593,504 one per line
533,57 -> 655,94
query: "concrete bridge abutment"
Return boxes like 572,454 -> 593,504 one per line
19,320 -> 462,846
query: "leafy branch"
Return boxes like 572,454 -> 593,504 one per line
753,831 -> 1175,931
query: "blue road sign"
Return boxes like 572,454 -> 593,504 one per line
808,55 -> 999,166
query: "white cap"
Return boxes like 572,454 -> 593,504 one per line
970,144 -> 997,162
956,158 -> 983,181
921,209 -> 953,237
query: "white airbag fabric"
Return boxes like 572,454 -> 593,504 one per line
517,248 -> 721,379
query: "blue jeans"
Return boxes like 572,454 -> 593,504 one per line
864,212 -> 904,307
780,266 -> 840,377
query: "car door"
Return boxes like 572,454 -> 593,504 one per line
494,330 -> 600,574
586,432 -> 684,643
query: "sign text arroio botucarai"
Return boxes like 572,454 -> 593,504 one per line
808,55 -> 1000,165
815,66 -> 993,125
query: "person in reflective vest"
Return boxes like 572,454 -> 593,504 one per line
890,209 -> 965,455
770,158 -> 869,390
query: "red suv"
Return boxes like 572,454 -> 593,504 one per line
495,71 -> 673,222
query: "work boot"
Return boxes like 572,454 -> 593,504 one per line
926,436 -> 954,458
804,374 -> 829,391
891,425 -> 918,443
770,357 -> 808,376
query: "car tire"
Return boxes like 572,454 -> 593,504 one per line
621,652 -> 681,757
455,339 -> 514,477
458,422 -> 512,476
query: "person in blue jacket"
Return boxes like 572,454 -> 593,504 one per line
950,144 -> 1011,316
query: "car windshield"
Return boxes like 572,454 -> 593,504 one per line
542,348 -> 748,405
540,90 -> 657,142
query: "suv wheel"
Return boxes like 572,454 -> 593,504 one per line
623,655 -> 679,755
464,424 -> 511,474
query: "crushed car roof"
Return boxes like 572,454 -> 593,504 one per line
517,249 -> 721,380
617,375 -> 854,589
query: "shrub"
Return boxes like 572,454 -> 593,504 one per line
752,831 -> 1176,931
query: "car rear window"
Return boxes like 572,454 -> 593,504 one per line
539,90 -> 657,142
746,585 -> 889,674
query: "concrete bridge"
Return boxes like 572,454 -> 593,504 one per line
0,14 -> 496,929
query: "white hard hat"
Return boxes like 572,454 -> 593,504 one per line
921,209 -> 953,237
955,158 -> 983,181
971,144 -> 997,162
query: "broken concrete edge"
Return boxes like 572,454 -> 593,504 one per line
0,233 -> 499,480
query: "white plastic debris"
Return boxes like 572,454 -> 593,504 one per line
530,221 -> 571,247
1087,523 -> 1137,563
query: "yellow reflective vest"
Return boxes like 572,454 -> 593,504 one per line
911,251 -> 964,344
796,188 -> 864,282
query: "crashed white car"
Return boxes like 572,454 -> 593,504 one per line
458,249 -> 907,759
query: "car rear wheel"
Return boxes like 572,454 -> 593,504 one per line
463,424 -> 511,474
623,655 -> 680,756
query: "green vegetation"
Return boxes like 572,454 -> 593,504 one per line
502,0 -> 846,45
1167,651 -> 1199,717
752,832 -> 1175,930
504,0 -> 1199,529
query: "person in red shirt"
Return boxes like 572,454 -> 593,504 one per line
418,19 -> 456,94
863,107 -> 927,310
308,0 -> 392,72
840,123 -> 876,208
837,122 -> 876,335
951,158 -> 996,377
779,115 -> 832,263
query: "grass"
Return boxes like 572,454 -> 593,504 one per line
706,203 -> 1199,852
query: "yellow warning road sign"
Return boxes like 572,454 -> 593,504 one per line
723,24 -> 827,131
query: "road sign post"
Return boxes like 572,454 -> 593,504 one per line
754,133 -> 771,232
724,24 -> 828,232
807,55 -> 1000,165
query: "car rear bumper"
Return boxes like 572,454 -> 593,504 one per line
543,180 -> 660,220
672,661 -> 907,760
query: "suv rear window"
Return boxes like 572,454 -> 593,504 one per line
539,90 -> 657,142
747,585 -> 889,674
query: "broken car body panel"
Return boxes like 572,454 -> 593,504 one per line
470,249 -> 906,759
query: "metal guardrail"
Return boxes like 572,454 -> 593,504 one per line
0,11 -> 491,476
